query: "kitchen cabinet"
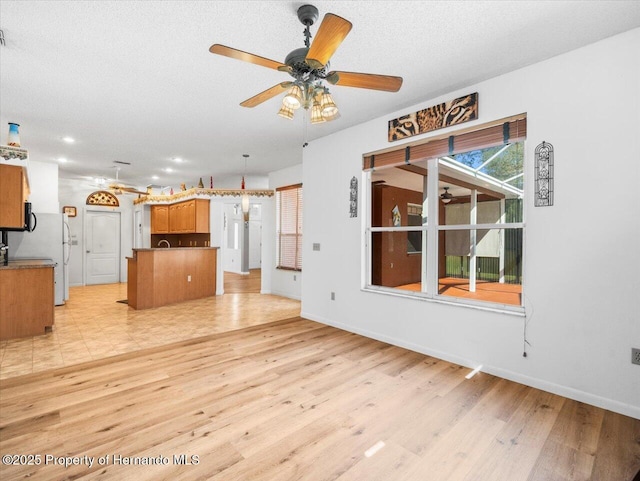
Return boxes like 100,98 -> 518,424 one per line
127,247 -> 217,309
170,199 -> 209,233
0,259 -> 55,340
150,205 -> 169,234
0,164 -> 29,230
151,199 -> 209,234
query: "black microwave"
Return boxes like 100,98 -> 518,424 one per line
0,202 -> 36,232
24,202 -> 37,231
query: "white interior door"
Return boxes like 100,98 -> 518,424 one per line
85,210 -> 120,285
248,203 -> 262,269
223,203 -> 242,273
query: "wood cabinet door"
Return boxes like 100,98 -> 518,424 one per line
194,199 -> 210,233
183,200 -> 196,232
0,165 -> 26,229
168,203 -> 180,233
168,200 -> 196,233
151,205 -> 169,233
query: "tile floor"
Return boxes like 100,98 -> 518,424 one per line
0,282 -> 301,379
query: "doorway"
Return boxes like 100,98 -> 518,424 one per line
85,210 -> 121,285
222,202 -> 262,293
223,203 -> 242,273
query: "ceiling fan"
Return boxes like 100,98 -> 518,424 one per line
209,4 -> 403,123
108,167 -> 148,196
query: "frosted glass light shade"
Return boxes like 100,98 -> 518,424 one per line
283,85 -> 303,110
320,92 -> 338,118
277,103 -> 294,120
310,102 -> 326,124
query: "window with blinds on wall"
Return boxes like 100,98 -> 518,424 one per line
276,184 -> 303,271
364,114 -> 526,311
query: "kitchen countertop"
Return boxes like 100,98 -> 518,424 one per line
0,258 -> 56,270
133,247 -> 219,251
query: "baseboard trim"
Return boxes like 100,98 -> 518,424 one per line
301,311 -> 640,420
271,290 -> 301,301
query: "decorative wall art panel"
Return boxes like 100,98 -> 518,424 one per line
388,92 -> 478,142
349,176 -> 358,218
534,141 -> 554,206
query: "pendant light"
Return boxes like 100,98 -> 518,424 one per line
241,154 -> 250,221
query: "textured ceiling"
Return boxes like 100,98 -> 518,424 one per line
1,1 -> 639,190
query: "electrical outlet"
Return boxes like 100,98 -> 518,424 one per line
293,274 -> 297,281
632,348 -> 640,366
313,243 -> 321,251
331,292 -> 335,301
187,275 -> 191,282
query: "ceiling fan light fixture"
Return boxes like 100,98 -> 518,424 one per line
278,102 -> 295,120
283,85 -> 303,110
310,101 -> 326,124
440,186 -> 453,204
322,107 -> 340,121
320,91 -> 338,118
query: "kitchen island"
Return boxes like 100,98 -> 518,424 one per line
0,259 -> 55,340
127,247 -> 218,310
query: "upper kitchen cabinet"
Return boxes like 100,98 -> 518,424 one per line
151,199 -> 209,234
150,205 -> 169,234
0,164 -> 29,230
170,199 -> 209,233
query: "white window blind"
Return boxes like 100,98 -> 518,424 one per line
276,184 -> 302,271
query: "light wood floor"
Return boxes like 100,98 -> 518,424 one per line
224,269 -> 262,294
0,317 -> 638,481
0,270 -> 299,379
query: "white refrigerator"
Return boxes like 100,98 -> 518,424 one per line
8,213 -> 71,305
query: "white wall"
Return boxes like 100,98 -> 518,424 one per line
26,160 -> 59,213
208,174 -> 269,190
58,178 -> 134,285
208,200 -> 225,295
16,164 -> 133,285
301,28 -> 640,418
265,164 -> 303,300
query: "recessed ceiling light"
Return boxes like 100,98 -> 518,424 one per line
152,175 -> 159,180
173,157 -> 183,163
57,157 -> 68,163
62,136 -> 75,143
164,167 -> 173,173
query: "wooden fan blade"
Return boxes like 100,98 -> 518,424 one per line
109,183 -> 147,196
326,71 -> 403,92
209,44 -> 287,71
240,82 -> 293,108
121,187 -> 149,196
305,14 -> 352,69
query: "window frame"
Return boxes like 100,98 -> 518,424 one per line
276,183 -> 303,272
363,115 -> 526,315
